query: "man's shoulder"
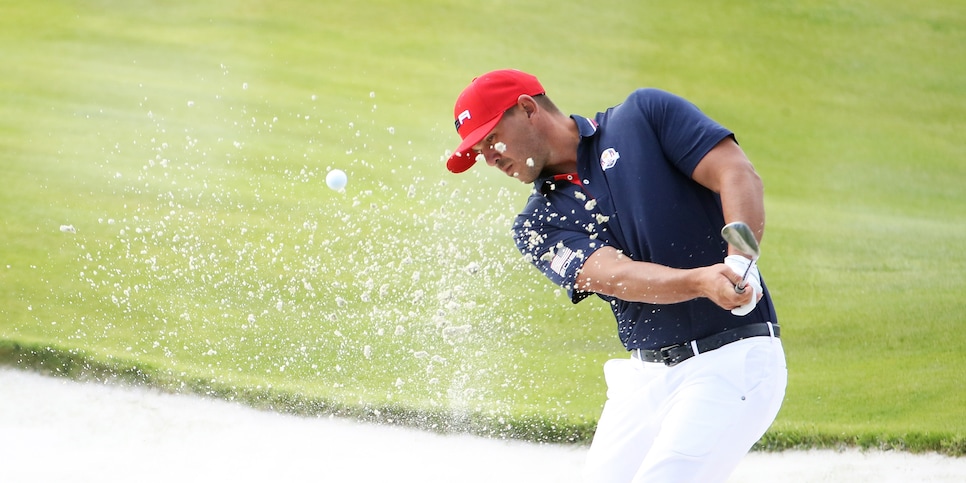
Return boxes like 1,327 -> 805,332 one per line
515,180 -> 593,224
518,181 -> 573,211
612,87 -> 683,113
626,87 -> 674,99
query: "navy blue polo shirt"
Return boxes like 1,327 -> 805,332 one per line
512,88 -> 778,351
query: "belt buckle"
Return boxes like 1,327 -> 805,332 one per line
659,344 -> 682,367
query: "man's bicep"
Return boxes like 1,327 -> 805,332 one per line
690,137 -> 755,193
575,246 -> 629,297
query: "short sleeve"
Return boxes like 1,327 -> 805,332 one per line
512,185 -> 611,303
633,89 -> 734,177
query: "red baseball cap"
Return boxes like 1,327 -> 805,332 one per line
447,69 -> 545,173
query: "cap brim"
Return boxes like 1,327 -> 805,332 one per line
446,115 -> 502,174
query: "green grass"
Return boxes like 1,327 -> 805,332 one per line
1,0 -> 965,454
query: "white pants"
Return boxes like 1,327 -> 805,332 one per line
583,336 -> 787,483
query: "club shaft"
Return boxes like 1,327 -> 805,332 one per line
735,259 -> 757,293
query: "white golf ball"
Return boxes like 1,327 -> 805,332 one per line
326,169 -> 347,191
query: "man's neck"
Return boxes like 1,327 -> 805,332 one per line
541,116 -> 581,176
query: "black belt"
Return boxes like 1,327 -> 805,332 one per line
633,322 -> 779,367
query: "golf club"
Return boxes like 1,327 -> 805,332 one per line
720,221 -> 760,293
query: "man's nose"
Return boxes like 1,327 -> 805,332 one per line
480,146 -> 499,166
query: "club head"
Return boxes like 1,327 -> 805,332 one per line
721,222 -> 760,259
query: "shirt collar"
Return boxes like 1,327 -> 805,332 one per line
571,114 -> 599,138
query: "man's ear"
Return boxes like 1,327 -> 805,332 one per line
517,94 -> 537,118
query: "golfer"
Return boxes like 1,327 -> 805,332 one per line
445,69 -> 787,482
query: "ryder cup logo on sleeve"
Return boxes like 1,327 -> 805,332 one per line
600,148 -> 620,170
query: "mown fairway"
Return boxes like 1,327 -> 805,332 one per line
1,0 -> 964,453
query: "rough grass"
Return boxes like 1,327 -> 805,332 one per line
1,0 -> 964,455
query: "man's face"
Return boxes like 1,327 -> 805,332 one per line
471,106 -> 546,184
